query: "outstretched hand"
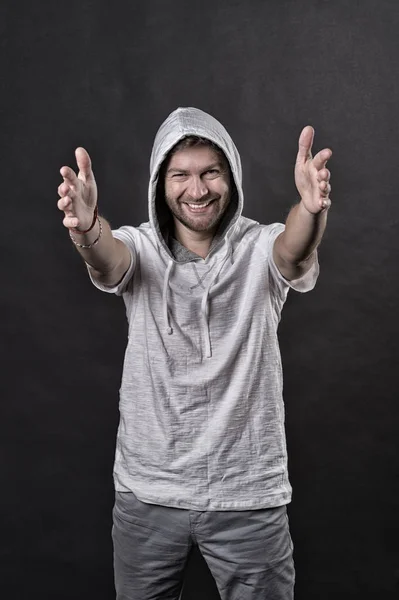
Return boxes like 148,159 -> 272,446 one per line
57,147 -> 98,231
294,126 -> 332,214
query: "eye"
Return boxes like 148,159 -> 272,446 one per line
204,169 -> 220,178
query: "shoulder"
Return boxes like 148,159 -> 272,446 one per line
233,217 -> 285,253
111,222 -> 153,248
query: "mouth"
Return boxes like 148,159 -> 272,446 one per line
183,199 -> 216,213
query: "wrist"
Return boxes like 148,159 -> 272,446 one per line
70,216 -> 102,249
71,205 -> 98,234
298,197 -> 328,217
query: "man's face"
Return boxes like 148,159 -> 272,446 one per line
164,145 -> 231,234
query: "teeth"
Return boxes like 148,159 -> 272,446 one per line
187,201 -> 211,209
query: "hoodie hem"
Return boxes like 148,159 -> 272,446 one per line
114,479 -> 292,511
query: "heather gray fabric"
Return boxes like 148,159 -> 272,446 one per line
89,107 -> 319,510
168,236 -> 200,261
112,491 -> 295,600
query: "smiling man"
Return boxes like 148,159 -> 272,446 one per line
58,107 -> 331,600
163,139 -> 231,256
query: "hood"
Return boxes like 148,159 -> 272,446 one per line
148,107 -> 244,259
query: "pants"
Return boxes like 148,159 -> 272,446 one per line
112,491 -> 295,600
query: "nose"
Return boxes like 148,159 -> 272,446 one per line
187,175 -> 208,200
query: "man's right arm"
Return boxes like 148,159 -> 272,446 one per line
57,147 -> 131,287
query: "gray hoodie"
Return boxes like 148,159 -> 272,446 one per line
90,107 -> 319,510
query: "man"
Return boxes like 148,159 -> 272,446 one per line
58,107 -> 331,600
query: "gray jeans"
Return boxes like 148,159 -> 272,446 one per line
112,491 -> 295,600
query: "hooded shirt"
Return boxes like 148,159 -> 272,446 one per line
89,107 -> 319,510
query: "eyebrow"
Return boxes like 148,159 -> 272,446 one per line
166,162 -> 224,175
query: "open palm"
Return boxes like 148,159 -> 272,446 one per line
58,147 -> 97,231
294,126 -> 332,214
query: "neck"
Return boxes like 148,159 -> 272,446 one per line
173,220 -> 215,259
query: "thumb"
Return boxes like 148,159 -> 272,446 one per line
296,126 -> 314,164
75,147 -> 94,181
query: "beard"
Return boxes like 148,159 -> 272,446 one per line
164,192 -> 230,233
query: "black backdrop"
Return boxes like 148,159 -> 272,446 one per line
2,1 -> 399,598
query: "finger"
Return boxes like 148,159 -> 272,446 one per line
312,148 -> 332,171
63,215 -> 80,229
296,126 -> 315,164
317,168 -> 331,183
58,181 -> 76,198
60,165 -> 79,187
320,182 -> 331,196
57,196 -> 74,212
321,197 -> 331,210
75,147 -> 94,181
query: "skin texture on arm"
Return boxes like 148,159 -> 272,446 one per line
57,148 -> 131,286
273,126 -> 332,281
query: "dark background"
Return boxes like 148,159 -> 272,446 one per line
2,0 -> 399,598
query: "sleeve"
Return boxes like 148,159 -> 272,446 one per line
87,225 -> 137,296
265,223 -> 320,294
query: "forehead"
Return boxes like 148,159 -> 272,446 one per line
166,145 -> 227,171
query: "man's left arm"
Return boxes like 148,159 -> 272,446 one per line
273,126 -> 332,281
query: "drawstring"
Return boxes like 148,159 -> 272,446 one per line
200,285 -> 212,358
200,240 -> 233,358
162,240 -> 233,356
163,260 -> 174,334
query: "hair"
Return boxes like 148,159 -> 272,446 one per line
166,135 -> 227,163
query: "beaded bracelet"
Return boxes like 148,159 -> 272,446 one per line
69,217 -> 103,249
